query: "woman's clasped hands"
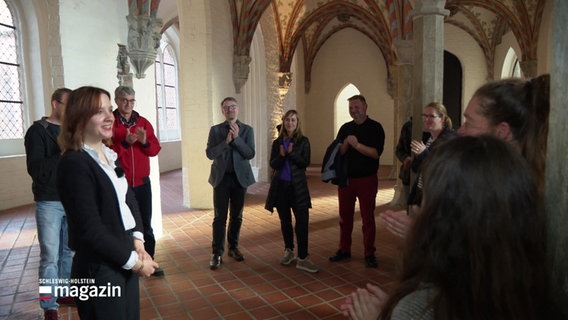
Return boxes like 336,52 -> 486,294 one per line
133,238 -> 159,277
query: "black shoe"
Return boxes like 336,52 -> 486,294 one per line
152,267 -> 165,277
210,254 -> 222,270
365,255 -> 378,268
228,248 -> 245,261
329,250 -> 351,262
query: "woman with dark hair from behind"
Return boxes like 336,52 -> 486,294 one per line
458,74 -> 550,196
341,135 -> 547,320
57,86 -> 159,319
382,74 -> 550,238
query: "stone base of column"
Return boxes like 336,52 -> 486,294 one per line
389,180 -> 409,208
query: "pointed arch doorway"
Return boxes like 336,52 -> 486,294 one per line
334,83 -> 360,136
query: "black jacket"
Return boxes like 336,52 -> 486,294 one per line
24,117 -> 62,201
57,150 -> 143,268
265,136 -> 312,212
395,119 -> 430,185
410,127 -> 457,173
408,127 -> 457,205
321,139 -> 348,187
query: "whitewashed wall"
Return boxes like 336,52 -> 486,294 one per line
0,1 -> 554,211
304,28 -> 393,166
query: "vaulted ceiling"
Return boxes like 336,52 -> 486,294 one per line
157,0 -> 547,82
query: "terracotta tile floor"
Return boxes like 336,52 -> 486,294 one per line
0,166 -> 404,319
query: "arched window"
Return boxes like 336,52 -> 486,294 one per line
155,38 -> 180,141
502,47 -> 522,78
511,59 -> 522,78
0,0 -> 23,139
334,83 -> 360,136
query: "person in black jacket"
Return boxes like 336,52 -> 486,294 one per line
381,75 -> 550,239
407,102 -> 457,206
57,86 -> 159,320
24,88 -> 74,320
265,110 -> 318,273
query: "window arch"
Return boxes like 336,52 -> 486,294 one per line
501,47 -> 522,78
0,0 -> 23,140
155,38 -> 180,142
334,83 -> 360,136
511,59 -> 522,78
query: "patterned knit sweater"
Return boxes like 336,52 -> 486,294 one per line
391,285 -> 435,320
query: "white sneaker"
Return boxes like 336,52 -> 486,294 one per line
296,257 -> 319,273
280,248 -> 296,265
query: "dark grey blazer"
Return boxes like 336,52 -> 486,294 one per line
206,120 -> 256,188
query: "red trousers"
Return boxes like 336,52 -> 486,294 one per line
337,174 -> 378,257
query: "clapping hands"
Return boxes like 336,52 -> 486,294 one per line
341,283 -> 389,320
226,122 -> 240,143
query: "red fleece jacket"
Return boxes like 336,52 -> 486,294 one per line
112,110 -> 161,187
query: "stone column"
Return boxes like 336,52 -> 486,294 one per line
390,40 -> 413,207
46,0 -> 65,90
271,72 -> 292,140
178,0 -> 213,209
410,0 -> 449,141
546,0 -> 568,317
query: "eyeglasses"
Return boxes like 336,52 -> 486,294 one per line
223,104 -> 238,110
421,114 -> 441,119
119,98 -> 136,104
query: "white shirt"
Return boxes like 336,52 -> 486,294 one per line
83,143 -> 143,270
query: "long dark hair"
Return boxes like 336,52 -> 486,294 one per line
473,74 -> 549,195
380,135 -> 547,320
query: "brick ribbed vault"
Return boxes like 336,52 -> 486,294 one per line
226,0 -> 546,92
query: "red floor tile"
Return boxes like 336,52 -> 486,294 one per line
0,166 -> 402,319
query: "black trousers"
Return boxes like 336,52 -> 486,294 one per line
133,180 -> 155,258
212,173 -> 246,255
276,181 -> 309,259
72,251 -> 139,320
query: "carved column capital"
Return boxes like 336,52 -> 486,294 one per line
410,0 -> 450,16
116,44 -> 133,87
277,72 -> 293,99
395,39 -> 414,64
519,59 -> 537,78
233,55 -> 252,93
126,14 -> 163,79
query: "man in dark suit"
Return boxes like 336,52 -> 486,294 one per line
206,97 -> 256,270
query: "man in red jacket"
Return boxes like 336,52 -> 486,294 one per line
112,86 -> 164,276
